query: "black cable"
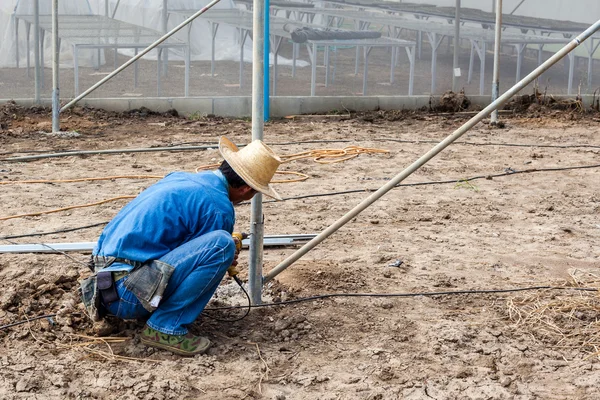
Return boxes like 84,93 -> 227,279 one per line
0,314 -> 57,330
252,163 -> 600,204
4,162 -> 600,239
203,276 -> 252,322
0,221 -> 109,240
203,286 -> 599,310
2,285 -> 597,331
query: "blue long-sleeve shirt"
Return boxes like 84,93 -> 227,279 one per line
94,170 -> 235,270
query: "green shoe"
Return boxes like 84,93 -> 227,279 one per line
140,325 -> 211,356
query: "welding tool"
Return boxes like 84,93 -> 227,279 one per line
228,232 -> 248,285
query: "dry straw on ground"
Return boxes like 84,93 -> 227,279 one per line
506,269 -> 600,359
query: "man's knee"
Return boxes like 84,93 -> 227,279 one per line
204,230 -> 235,267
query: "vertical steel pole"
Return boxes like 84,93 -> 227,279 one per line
491,0 -> 502,124
263,20 -> 600,284
452,0 -> 460,92
264,0 -> 270,121
51,0 -> 59,133
248,0 -> 266,304
34,0 -> 41,104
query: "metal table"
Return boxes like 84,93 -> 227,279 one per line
14,14 -> 190,96
275,7 -> 569,95
316,1 -> 600,94
168,8 -> 416,95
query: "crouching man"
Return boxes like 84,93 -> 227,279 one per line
81,136 -> 282,356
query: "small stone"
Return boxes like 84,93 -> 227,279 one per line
500,377 -> 512,387
456,368 -> 473,379
274,318 -> 291,332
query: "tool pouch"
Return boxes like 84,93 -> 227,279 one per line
123,260 -> 175,312
97,270 -> 119,304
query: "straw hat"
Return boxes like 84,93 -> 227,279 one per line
219,136 -> 282,200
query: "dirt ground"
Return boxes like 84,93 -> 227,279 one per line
1,99 -> 600,399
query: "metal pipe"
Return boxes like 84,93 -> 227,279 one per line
264,0 -> 270,121
491,0 -> 502,124
51,0 -> 59,132
34,0 -> 40,104
0,235 -> 317,254
111,0 -> 122,19
60,0 -> 223,113
452,0 -> 460,92
248,0 -> 266,304
510,0 -> 526,15
264,20 -> 600,284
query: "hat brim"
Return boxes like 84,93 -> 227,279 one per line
219,137 -> 282,200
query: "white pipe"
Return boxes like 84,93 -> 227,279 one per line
0,235 -> 317,254
452,0 -> 460,92
60,0 -> 223,113
510,0 -> 526,15
264,20 -> 600,284
51,0 -> 59,132
248,0 -> 266,305
111,0 -> 121,19
34,0 -> 40,104
491,0 -> 502,124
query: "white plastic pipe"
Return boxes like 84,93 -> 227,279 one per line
264,19 -> 600,284
491,0 -> 502,124
51,0 -> 59,132
452,0 -> 460,92
60,0 -> 222,113
34,0 -> 40,104
248,0 -> 267,305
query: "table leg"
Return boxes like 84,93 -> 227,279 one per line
407,45 -> 415,95
325,45 -> 330,87
74,45 -> 80,96
26,22 -> 31,77
157,48 -> 162,96
479,41 -> 486,96
134,48 -> 139,88
567,52 -> 574,95
15,16 -> 20,68
309,43 -> 317,96
211,22 -> 219,77
292,42 -> 297,77
363,46 -> 370,95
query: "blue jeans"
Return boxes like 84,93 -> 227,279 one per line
106,230 -> 235,335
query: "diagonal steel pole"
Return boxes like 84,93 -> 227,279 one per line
60,0 -> 222,113
264,20 -> 600,284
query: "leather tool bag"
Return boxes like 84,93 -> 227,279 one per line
80,256 -> 135,322
97,270 -> 119,304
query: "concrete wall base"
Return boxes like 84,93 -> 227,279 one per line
2,94 -> 595,118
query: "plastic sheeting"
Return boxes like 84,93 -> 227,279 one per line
107,0 -> 303,65
0,0 -> 303,69
0,0 -> 97,68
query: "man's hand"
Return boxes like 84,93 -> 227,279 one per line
228,233 -> 245,277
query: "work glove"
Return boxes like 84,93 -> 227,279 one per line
227,232 -> 245,277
